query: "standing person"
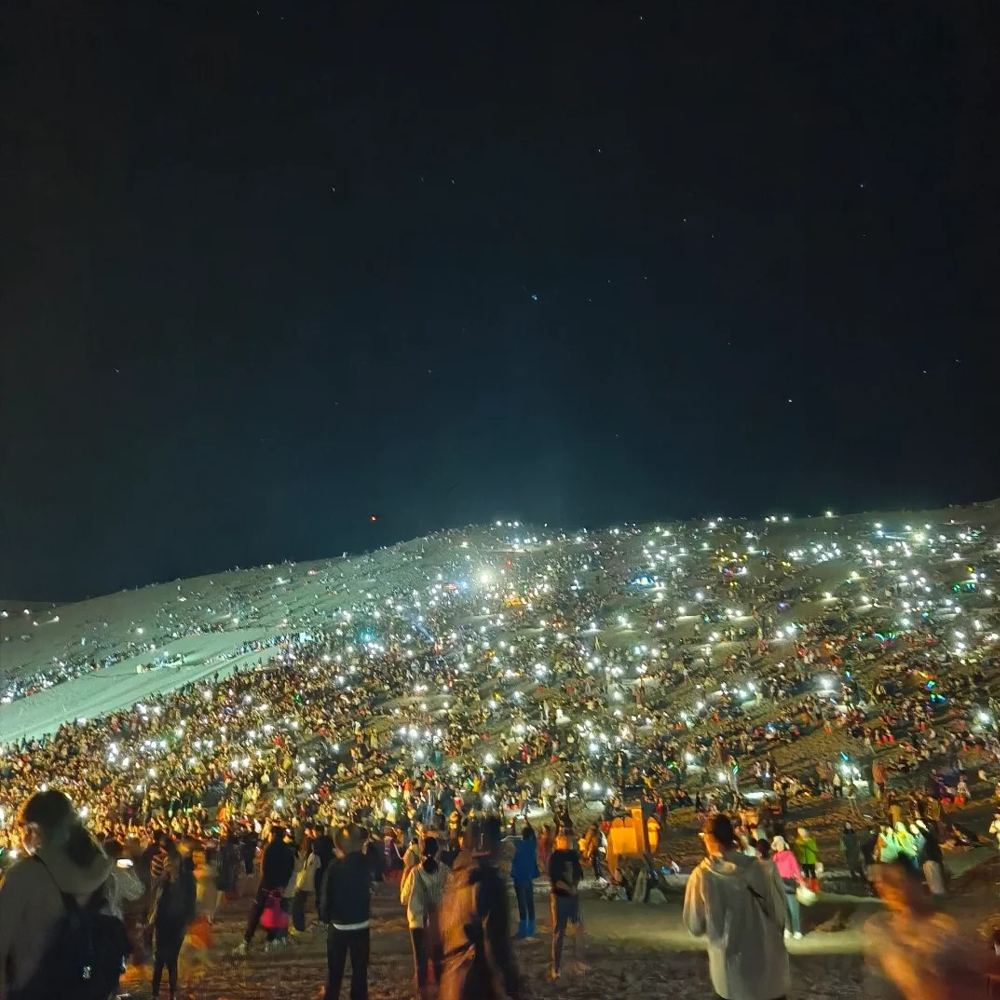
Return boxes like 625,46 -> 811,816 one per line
234,825 -> 295,955
148,842 -> 196,1000
537,824 -> 554,872
548,825 -> 584,982
191,838 -> 219,925
383,829 -> 404,882
239,826 -> 258,877
872,760 -> 887,801
291,838 -> 319,934
683,814 -> 790,1000
844,776 -> 863,817
214,832 -> 242,915
989,810 -> 1000,851
770,836 -> 804,940
793,827 -> 819,893
582,821 -> 605,880
402,826 -> 423,875
510,824 -> 539,940
401,836 -> 450,999
363,829 -> 385,883
313,824 -> 336,912
0,789 -> 130,1000
918,822 -> 946,897
840,822 -> 863,882
860,824 -> 880,895
438,817 -> 522,1000
319,825 -> 372,1000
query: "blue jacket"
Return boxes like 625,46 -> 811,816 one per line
509,838 -> 539,883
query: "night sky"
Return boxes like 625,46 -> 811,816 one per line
2,1 -> 999,600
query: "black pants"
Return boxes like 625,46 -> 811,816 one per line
245,885 -> 269,943
325,926 -> 370,1000
410,925 -> 442,987
513,879 -> 535,922
801,863 -> 816,880
292,889 -> 312,931
152,924 -> 184,995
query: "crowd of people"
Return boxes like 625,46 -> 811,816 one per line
0,511 -> 998,998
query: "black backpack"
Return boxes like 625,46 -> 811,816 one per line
12,859 -> 130,1000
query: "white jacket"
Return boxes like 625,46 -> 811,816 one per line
400,862 -> 450,930
683,851 -> 790,1000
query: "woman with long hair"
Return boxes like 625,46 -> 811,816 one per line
290,836 -> 318,934
770,835 -> 805,939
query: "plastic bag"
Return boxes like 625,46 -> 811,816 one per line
796,884 -> 818,906
260,890 -> 288,930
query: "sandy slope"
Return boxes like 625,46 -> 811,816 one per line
3,503 -> 997,745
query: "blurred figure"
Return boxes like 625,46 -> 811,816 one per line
214,832 -> 242,913
865,861 -> 995,999
548,825 -> 584,981
438,817 -> 521,1000
148,840 -> 195,1000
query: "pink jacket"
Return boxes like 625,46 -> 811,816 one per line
772,849 -> 802,882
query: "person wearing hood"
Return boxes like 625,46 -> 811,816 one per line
0,789 -> 127,1000
401,836 -> 450,999
438,817 -> 522,1000
683,814 -> 790,1000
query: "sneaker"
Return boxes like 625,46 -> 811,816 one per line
549,970 -> 561,982
793,931 -> 803,940
232,940 -> 249,956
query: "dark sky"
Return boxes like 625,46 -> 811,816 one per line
2,1 -> 999,600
